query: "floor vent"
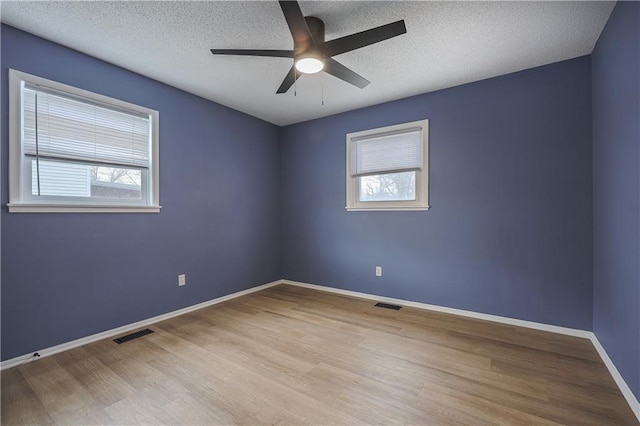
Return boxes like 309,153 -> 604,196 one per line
375,302 -> 402,310
113,328 -> 154,344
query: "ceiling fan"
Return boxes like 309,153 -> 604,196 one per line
211,1 -> 407,94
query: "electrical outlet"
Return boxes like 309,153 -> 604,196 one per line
375,266 -> 382,277
178,274 -> 186,286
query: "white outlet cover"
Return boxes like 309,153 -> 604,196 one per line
178,274 -> 186,286
375,266 -> 383,277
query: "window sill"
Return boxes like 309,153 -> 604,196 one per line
7,203 -> 162,213
346,205 -> 430,212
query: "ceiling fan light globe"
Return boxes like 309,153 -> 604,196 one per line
295,57 -> 324,74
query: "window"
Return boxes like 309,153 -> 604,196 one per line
8,69 -> 160,213
346,119 -> 429,211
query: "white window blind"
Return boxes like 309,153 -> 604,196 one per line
31,159 -> 91,197
351,129 -> 422,176
23,86 -> 150,168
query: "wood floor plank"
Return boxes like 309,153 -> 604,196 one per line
17,357 -> 87,407
44,391 -> 115,426
1,367 -> 55,425
2,284 -> 637,425
54,346 -> 135,407
419,381 -> 563,426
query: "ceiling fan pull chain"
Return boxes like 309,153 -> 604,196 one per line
321,72 -> 324,106
294,66 -> 297,97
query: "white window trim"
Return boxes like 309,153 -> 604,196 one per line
346,119 -> 429,212
8,69 -> 161,213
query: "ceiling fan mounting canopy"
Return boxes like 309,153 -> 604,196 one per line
210,1 -> 407,94
303,16 -> 325,43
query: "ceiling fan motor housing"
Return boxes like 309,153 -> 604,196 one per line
295,16 -> 326,72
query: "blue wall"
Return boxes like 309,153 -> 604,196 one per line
1,25 -> 282,360
592,2 -> 640,401
281,57 -> 594,330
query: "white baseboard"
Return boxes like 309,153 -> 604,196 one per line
281,279 -> 591,338
589,334 -> 640,422
0,279 -> 281,371
281,279 -> 640,422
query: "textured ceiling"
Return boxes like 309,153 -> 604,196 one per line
1,1 -> 614,126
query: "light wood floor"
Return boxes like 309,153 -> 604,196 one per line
2,284 -> 637,425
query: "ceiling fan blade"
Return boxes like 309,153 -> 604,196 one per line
278,1 -> 313,50
320,20 -> 407,57
211,49 -> 295,58
324,58 -> 370,89
276,65 -> 302,94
